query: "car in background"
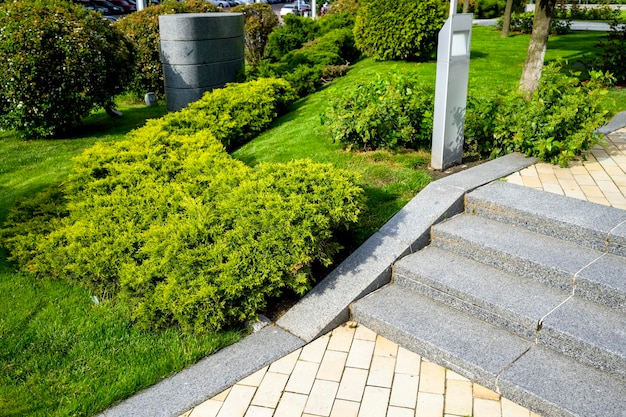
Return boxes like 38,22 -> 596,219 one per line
209,0 -> 231,7
279,3 -> 299,15
110,0 -> 136,12
93,0 -> 125,14
280,1 -> 310,15
77,0 -> 112,14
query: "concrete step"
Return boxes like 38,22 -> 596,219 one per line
394,246 -> 626,380
465,181 -> 626,256
431,213 -> 626,312
351,284 -> 626,417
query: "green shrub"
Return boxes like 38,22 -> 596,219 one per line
496,12 -> 572,35
464,63 -> 613,166
2,79 -> 364,334
353,0 -> 446,61
0,0 -> 132,139
250,28 -> 358,97
327,0 -> 359,16
322,74 -> 434,151
592,19 -> 626,84
158,77 -> 297,149
115,0 -> 221,100
264,14 -> 320,61
555,1 -> 619,20
231,3 -> 279,66
471,0 -> 506,18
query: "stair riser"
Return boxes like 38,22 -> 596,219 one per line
394,270 -> 626,380
430,229 -> 626,313
394,272 -> 538,341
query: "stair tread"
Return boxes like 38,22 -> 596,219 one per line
395,246 -> 626,379
352,285 -> 626,417
467,181 -> 626,244
432,214 -> 626,308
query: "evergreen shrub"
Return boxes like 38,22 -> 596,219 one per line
0,0 -> 132,138
2,77 -> 365,333
593,19 -> 626,84
496,12 -> 572,34
353,0 -> 446,61
264,14 -> 320,61
115,0 -> 221,100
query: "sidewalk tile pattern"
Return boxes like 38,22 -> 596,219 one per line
180,322 -> 541,417
181,129 -> 626,417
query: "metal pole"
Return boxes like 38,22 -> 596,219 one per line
449,0 -> 457,16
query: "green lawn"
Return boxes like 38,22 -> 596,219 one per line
2,25 -> 625,417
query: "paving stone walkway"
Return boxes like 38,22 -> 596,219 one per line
179,128 -> 626,417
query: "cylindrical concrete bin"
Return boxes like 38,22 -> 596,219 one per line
159,13 -> 245,112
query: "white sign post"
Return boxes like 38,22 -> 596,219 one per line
430,1 -> 473,170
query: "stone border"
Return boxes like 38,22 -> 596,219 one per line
98,152 -> 536,417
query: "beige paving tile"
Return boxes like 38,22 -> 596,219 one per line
243,406 -> 273,417
269,349 -> 301,375
596,180 -> 622,194
303,380 -> 340,416
518,166 -> 539,177
189,399 -> 222,417
587,196 -> 610,206
285,360 -> 320,395
387,406 -> 414,417
212,388 -> 231,402
603,166 -> 625,176
180,411 -> 193,417
317,350 -> 348,382
542,183 -> 564,195
473,398 -> 501,417
603,192 -> 626,206
506,172 -> 524,186
367,355 -> 396,388
251,372 -> 289,408
337,367 -> 369,402
501,397 -> 532,417
573,174 -> 597,186
473,384 -> 500,401
330,399 -> 360,417
395,347 -> 421,375
609,174 -> 626,186
216,385 -> 256,417
446,370 -> 470,382
300,334 -> 330,363
590,171 -> 613,182
416,392 -> 445,417
556,179 -> 581,192
521,176 -> 544,189
418,361 -> 446,395
327,323 -> 356,352
580,185 -> 605,198
354,324 -> 378,341
358,386 -> 390,417
563,188 -> 587,200
390,373 -> 419,409
345,338 -> 375,369
274,392 -> 308,417
239,366 -> 268,387
373,335 -> 398,358
444,379 -> 473,416
535,163 -> 555,174
554,168 -> 575,180
536,173 -> 559,184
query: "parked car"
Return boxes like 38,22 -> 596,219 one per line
209,0 -> 231,7
78,0 -> 112,14
279,3 -> 299,15
93,0 -> 125,14
110,0 -> 136,12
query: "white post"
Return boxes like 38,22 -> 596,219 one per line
430,6 -> 473,170
137,0 -> 147,11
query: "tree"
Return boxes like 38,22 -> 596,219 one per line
519,0 -> 558,94
501,0 -> 514,37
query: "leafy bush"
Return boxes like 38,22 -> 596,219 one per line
115,0 -> 221,100
264,14 -> 320,61
464,63 -> 613,166
592,19 -> 626,84
471,0 -> 506,18
2,78 -> 364,334
231,3 -> 279,65
322,74 -> 434,151
327,0 -> 359,15
496,12 -> 572,35
353,0 -> 446,61
555,1 -> 619,20
250,28 -> 359,97
0,0 -> 132,139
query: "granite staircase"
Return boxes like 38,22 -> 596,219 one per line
351,181 -> 626,417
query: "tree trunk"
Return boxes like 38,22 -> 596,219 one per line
519,0 -> 557,95
501,0 -> 514,37
463,0 -> 470,14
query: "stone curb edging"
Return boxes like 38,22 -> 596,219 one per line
98,152 -> 536,417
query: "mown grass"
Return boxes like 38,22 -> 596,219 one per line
2,25 -> 625,417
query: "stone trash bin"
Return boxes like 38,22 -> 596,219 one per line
159,13 -> 245,112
